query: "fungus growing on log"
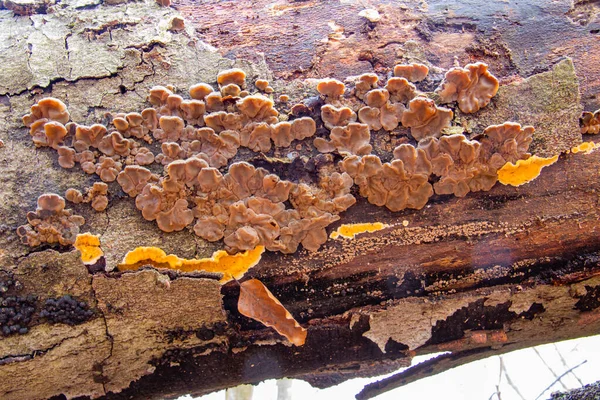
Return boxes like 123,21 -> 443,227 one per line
436,62 -> 499,113
217,68 -> 247,89
17,65 -> 552,258
341,144 -> 433,211
580,109 -> 600,134
119,245 -> 265,283
385,77 -> 418,104
74,233 -> 104,265
238,279 -> 307,346
317,78 -> 346,101
401,97 -> 453,140
330,222 -> 389,239
17,194 -> 85,247
321,105 -> 357,130
497,155 -> 559,186
393,63 -> 429,82
314,123 -> 373,156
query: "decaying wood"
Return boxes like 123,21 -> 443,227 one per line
0,0 -> 599,399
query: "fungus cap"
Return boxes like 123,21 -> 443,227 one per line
393,63 -> 429,82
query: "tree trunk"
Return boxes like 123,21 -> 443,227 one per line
0,0 -> 599,399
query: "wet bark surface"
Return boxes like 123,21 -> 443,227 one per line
0,0 -> 599,399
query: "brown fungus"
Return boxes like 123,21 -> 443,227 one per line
73,124 -> 107,152
314,123 -> 372,156
98,131 -> 133,157
341,145 -> 433,211
148,86 -> 173,107
88,182 -> 109,212
580,110 -> 600,134
156,142 -> 186,165
320,105 -> 357,130
57,146 -> 76,169
43,122 -> 68,149
180,100 -> 206,126
17,194 -> 85,247
317,79 -> 346,101
240,123 -> 273,153
153,116 -> 185,142
155,199 -> 194,233
237,94 -> 279,123
478,122 -> 534,169
401,97 -> 453,141
65,188 -> 84,204
195,128 -> 240,168
418,134 -> 492,197
23,98 -> 70,128
436,62 -> 499,113
354,73 -> 379,100
217,68 -> 247,89
133,147 -> 155,166
385,77 -> 418,104
365,89 -> 390,108
221,84 -> 242,97
393,63 -> 429,82
117,165 -> 157,197
189,83 -> 215,101
95,156 -> 122,183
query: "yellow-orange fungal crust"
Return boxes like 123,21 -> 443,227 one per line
119,245 -> 265,283
74,233 -> 104,265
497,155 -> 559,186
330,222 -> 389,239
570,142 -> 599,154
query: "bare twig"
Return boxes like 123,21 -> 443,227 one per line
534,360 -> 588,400
499,355 -> 526,400
533,347 -> 568,390
553,344 -> 584,386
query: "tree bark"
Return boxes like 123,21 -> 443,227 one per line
0,0 -> 599,399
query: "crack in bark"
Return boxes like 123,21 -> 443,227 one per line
0,330 -> 87,366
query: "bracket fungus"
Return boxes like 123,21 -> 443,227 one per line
393,63 -> 429,82
401,97 -> 453,140
317,78 -> 346,101
341,144 -> 433,211
217,68 -> 247,89
580,109 -> 600,134
17,194 -> 85,247
436,62 -> 499,113
314,123 -> 373,156
321,105 -> 358,130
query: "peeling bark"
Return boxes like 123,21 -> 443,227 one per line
0,1 -> 599,399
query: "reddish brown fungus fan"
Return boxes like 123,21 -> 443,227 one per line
436,62 -> 499,113
17,194 -> 85,247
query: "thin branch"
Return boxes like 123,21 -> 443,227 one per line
553,344 -> 584,386
533,347 -> 568,390
534,360 -> 588,400
499,355 -> 526,400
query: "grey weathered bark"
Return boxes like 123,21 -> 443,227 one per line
0,1 -> 599,399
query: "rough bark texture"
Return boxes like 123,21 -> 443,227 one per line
0,0 -> 599,399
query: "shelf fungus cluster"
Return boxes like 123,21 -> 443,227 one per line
580,109 -> 600,134
19,62 -> 544,254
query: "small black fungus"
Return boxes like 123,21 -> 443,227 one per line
40,294 -> 94,326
